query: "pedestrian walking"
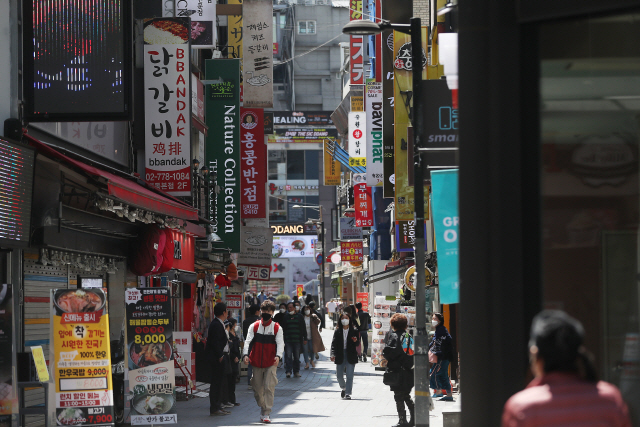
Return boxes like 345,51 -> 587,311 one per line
205,302 -> 231,416
294,300 -> 302,314
428,312 -> 454,400
243,300 -> 284,424
224,319 -> 241,407
502,310 -> 632,427
281,302 -> 307,378
383,314 -> 415,427
330,313 -> 359,400
242,304 -> 261,389
356,302 -> 371,362
308,301 -> 324,360
302,306 -> 324,368
257,291 -> 267,304
273,303 -> 287,325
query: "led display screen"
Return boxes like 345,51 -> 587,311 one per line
0,139 -> 35,247
24,0 -> 131,121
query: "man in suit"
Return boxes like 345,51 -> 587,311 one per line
207,302 -> 230,416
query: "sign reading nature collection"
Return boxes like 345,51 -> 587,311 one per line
51,288 -> 113,427
125,288 -> 176,425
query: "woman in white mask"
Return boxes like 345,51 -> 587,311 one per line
428,312 -> 454,401
330,313 -> 359,400
301,306 -> 324,369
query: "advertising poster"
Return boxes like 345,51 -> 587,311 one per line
272,235 -> 317,258
348,112 -> 367,167
393,29 -> 429,221
175,1 -> 216,48
143,17 -> 191,196
370,296 -> 397,367
341,241 -> 364,263
0,284 -> 15,425
243,0 -> 274,108
354,183 -> 373,227
51,288 -> 113,426
125,288 -> 176,425
323,143 -> 341,186
365,80 -> 383,186
205,59 -> 241,253
356,292 -> 369,312
430,170 -> 459,304
240,108 -> 267,219
349,0 -> 364,85
238,226 -> 273,281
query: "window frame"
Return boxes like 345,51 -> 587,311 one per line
297,20 -> 317,35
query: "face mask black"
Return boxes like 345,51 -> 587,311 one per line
261,312 -> 272,321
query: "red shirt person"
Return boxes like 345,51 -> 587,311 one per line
502,310 -> 632,427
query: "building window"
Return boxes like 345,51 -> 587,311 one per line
286,150 -> 305,180
297,20 -> 316,35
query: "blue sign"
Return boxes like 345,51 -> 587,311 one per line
430,169 -> 459,304
316,253 -> 323,266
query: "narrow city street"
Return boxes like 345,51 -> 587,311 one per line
176,327 -> 460,426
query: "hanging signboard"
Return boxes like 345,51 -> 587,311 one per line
348,112 -> 367,167
228,0 -> 244,102
341,241 -> 364,262
238,227 -> 273,281
144,17 -> 191,196
323,143 -> 341,186
430,170 -> 459,304
365,80 -> 383,186
354,183 -> 373,227
243,0 -> 274,108
51,288 -> 113,426
175,0 -> 216,48
349,0 -> 364,85
264,112 -> 274,134
205,59 -> 241,253
125,288 -> 176,425
340,217 -> 363,240
240,108 -> 267,219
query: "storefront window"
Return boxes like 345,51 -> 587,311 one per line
540,11 -> 640,421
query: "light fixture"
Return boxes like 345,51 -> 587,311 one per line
39,248 -> 50,266
437,1 -> 457,16
207,232 -> 222,242
192,159 -> 200,170
106,258 -> 118,274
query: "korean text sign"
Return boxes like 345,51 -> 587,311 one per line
350,0 -> 364,85
354,183 -> 373,227
144,18 -> 191,196
240,108 -> 266,218
366,80 -> 383,186
243,0 -> 274,108
348,112 -> 367,167
341,241 -> 364,262
51,288 -> 113,426
125,288 -> 176,425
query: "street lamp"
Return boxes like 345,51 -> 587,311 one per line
344,17 -> 431,427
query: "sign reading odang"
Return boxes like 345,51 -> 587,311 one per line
349,0 -> 364,85
366,80 -> 383,186
243,0 -> 274,108
144,17 -> 191,196
240,108 -> 266,218
348,111 -> 366,167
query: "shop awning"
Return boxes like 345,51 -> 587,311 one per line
367,264 -> 408,284
25,134 -> 199,221
192,116 -> 208,136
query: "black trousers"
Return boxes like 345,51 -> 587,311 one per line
227,372 -> 237,404
209,360 -> 224,412
393,390 -> 414,415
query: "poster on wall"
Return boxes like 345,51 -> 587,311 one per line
240,108 -> 267,218
51,288 -> 113,426
243,0 -> 274,108
175,1 -> 217,48
370,296 -> 397,367
348,112 -> 367,167
125,288 -> 176,425
144,17 -> 191,196
366,80 -> 383,186
0,285 -> 16,425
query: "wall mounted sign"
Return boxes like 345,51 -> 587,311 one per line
240,108 -> 267,219
341,241 -> 364,262
366,80 -> 383,186
340,217 -> 363,240
175,0 -> 216,48
324,143 -> 342,186
264,112 -> 274,134
272,235 -> 317,258
238,226 -> 273,281
272,111 -> 333,126
348,112 -> 367,167
243,0 -> 274,108
268,128 -> 338,144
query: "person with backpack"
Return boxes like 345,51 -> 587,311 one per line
429,312 -> 454,401
356,302 -> 371,362
383,313 -> 415,427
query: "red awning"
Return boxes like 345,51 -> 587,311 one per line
25,134 -> 199,221
192,116 -> 208,135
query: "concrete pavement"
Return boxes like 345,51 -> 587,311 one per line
174,327 -> 460,426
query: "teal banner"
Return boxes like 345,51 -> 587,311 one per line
430,169 -> 459,304
205,59 -> 241,252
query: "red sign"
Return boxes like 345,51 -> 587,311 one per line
354,183 -> 373,227
349,0 -> 364,85
240,108 -> 266,218
356,292 -> 369,312
341,241 -> 363,262
225,294 -> 243,309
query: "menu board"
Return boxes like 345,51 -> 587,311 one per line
125,288 -> 176,425
51,288 -> 113,426
0,285 -> 15,426
370,296 -> 397,368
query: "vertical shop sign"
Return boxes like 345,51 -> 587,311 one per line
348,112 -> 367,167
356,292 -> 369,311
240,108 -> 266,218
393,29 -> 429,221
243,0 -> 274,108
323,144 -> 341,186
365,80 -> 383,186
354,183 -> 373,227
51,288 -> 113,426
144,18 -> 191,196
0,284 -> 16,422
205,59 -> 241,253
238,226 -> 273,281
341,241 -> 364,262
263,112 -> 274,134
125,288 -> 176,424
350,0 -> 364,85
175,0 -> 216,48
228,0 -> 244,102
430,170 -> 459,304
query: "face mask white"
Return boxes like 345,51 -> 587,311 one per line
295,306 -> 300,312
289,310 -> 295,315
341,318 -> 350,326
304,310 -> 310,315
280,308 -> 285,313
431,320 -> 439,327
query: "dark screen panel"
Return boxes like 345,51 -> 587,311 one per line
24,0 -> 131,121
0,139 -> 35,247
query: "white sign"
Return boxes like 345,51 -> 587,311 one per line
348,111 -> 367,167
175,1 -> 216,48
340,217 -> 363,240
173,331 -> 192,353
366,81 -> 383,186
144,25 -> 191,196
272,235 -> 317,258
243,0 -> 274,108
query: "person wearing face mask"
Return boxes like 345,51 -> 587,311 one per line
273,303 -> 287,325
281,302 -> 307,378
243,300 -> 284,424
301,306 -> 324,369
330,313 -> 360,400
428,312 -> 454,401
242,304 -> 261,389
383,314 -> 415,427
294,301 -> 302,313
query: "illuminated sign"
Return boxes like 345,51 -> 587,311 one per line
270,225 -> 304,234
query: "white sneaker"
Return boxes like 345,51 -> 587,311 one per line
261,415 -> 271,423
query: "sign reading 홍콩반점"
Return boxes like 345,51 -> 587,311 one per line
51,288 -> 114,426
125,288 -> 176,425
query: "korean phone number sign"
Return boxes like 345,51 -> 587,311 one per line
144,17 -> 191,196
341,241 -> 364,262
348,111 -> 367,167
240,108 -> 266,218
51,288 -> 114,426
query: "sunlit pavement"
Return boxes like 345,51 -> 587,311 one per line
176,325 -> 460,426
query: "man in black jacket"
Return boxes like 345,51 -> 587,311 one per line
280,302 -> 307,378
242,304 -> 261,387
206,302 -> 230,416
356,302 -> 371,362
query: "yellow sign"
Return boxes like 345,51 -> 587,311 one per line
324,141 -> 341,185
394,29 -> 430,221
297,284 -> 304,298
228,0 -> 243,97
31,346 -> 50,382
351,96 -> 364,112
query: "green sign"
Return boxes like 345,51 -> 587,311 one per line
205,59 -> 241,252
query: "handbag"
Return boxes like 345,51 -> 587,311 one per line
428,350 -> 438,363
383,370 -> 401,387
